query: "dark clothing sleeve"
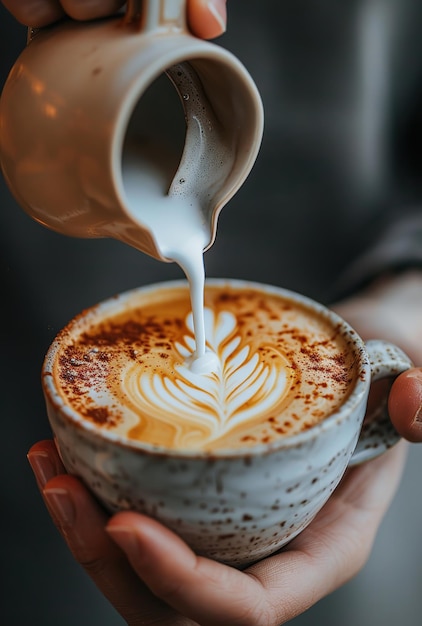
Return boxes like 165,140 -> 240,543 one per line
335,211 -> 422,297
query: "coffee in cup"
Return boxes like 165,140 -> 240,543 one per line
52,280 -> 357,451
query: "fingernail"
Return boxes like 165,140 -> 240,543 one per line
207,0 -> 227,33
43,487 -> 75,525
413,405 -> 422,426
106,526 -> 141,557
409,371 -> 422,380
28,451 -> 56,489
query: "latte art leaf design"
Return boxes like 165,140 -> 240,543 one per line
127,308 -> 291,449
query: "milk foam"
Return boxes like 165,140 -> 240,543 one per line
123,308 -> 290,449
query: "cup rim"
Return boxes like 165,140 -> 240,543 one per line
42,278 -> 370,459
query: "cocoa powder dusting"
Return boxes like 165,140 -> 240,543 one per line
85,406 -> 111,425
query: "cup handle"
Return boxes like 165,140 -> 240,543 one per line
348,339 -> 414,466
125,0 -> 187,33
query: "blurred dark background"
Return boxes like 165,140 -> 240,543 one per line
1,1 -> 422,624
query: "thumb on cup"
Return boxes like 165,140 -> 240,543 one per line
388,369 -> 422,443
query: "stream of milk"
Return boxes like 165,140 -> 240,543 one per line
120,64 -> 233,375
121,146 -> 219,374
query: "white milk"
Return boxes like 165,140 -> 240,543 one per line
121,63 -> 234,375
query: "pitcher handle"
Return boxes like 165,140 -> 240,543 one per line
27,0 -> 187,44
125,0 -> 187,33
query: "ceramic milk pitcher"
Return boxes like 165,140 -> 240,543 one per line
0,0 -> 263,260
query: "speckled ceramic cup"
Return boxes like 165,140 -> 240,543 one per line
42,280 -> 412,567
